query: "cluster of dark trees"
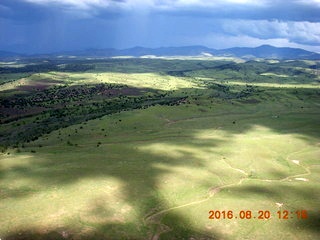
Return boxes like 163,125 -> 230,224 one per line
0,63 -> 94,74
0,84 -> 185,147
1,83 -> 128,109
206,83 -> 261,99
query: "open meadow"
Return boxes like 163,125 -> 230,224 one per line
0,58 -> 319,239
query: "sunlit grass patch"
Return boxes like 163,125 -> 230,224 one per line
260,72 -> 289,77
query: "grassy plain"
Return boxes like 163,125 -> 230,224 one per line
0,58 -> 319,239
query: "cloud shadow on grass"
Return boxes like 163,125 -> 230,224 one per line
0,59 -> 319,239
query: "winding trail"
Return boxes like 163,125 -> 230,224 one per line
145,147 -> 315,240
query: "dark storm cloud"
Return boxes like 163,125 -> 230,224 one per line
0,0 -> 319,53
0,0 -> 123,23
2,0 -> 320,22
0,0 -> 53,23
149,1 -> 320,22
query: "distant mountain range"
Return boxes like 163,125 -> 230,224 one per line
1,45 -> 319,60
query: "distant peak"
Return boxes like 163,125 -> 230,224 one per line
256,44 -> 274,48
129,46 -> 148,50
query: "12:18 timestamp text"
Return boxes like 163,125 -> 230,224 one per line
208,210 -> 308,220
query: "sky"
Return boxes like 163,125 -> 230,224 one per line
0,0 -> 320,54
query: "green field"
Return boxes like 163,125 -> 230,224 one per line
0,58 -> 319,239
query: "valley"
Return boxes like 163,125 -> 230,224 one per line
0,57 -> 319,240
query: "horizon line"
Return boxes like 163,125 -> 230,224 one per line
1,44 -> 319,56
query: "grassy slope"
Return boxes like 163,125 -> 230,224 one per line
0,59 -> 319,240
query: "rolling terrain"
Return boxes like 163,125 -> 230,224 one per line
0,57 -> 319,239
1,45 -> 320,60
